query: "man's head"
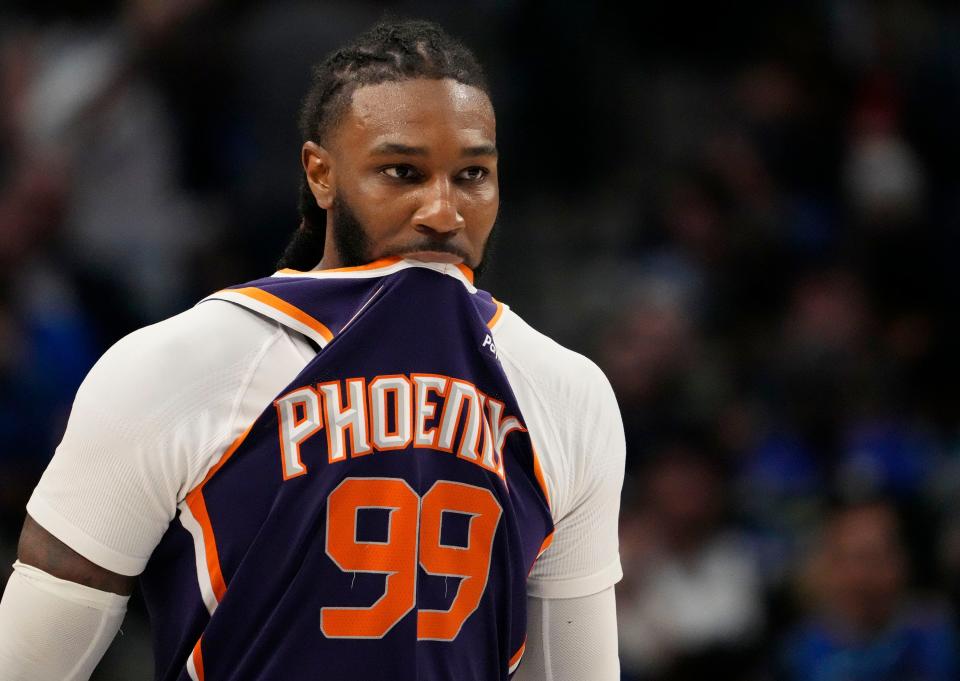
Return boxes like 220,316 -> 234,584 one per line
809,500 -> 907,635
641,441 -> 726,555
278,20 -> 498,276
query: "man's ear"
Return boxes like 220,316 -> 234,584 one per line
302,141 -> 335,209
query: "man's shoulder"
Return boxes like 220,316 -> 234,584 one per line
492,306 -> 613,404
80,300 -> 284,410
492,305 -> 624,537
117,300 -> 278,366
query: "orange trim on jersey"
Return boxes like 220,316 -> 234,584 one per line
192,424 -> 255,493
229,287 -> 333,343
192,637 -> 205,681
509,639 -> 527,670
278,256 -> 403,277
537,530 -> 555,557
527,444 -> 555,576
528,530 -> 556,578
185,490 -> 226,602
184,425 -> 254,603
531,445 -> 551,511
322,256 -> 404,273
456,263 -> 475,284
486,299 -> 505,329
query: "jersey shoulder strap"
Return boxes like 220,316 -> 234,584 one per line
200,257 -> 509,348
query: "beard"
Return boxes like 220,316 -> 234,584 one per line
330,194 -> 374,268
274,196 -> 368,272
277,194 -> 498,282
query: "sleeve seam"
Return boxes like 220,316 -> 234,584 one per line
496,333 -> 609,521
494,343 -> 568,517
25,496 -> 148,576
526,557 -> 623,600
185,323 -> 285,490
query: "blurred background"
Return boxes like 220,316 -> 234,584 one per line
2,0 -> 960,679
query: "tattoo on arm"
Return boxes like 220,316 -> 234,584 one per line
17,515 -> 136,596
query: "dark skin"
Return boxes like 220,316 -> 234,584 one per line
18,515 -> 135,595
304,77 -> 499,269
16,76 -> 499,597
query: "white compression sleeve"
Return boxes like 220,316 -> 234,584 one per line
513,586 -> 620,681
0,561 -> 128,681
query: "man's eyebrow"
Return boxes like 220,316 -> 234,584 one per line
371,142 -> 428,156
370,142 -> 498,157
463,144 -> 498,158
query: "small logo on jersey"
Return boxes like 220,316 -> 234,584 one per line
481,334 -> 498,357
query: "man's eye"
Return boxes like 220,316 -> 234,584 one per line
458,167 -> 488,181
382,165 -> 420,180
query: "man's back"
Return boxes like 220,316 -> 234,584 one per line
146,260 -> 551,679
24,259 -> 622,679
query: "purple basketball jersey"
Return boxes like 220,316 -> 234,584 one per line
139,264 -> 554,680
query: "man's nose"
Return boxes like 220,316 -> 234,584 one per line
412,177 -> 465,234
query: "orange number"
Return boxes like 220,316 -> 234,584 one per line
417,481 -> 502,640
321,477 -> 419,638
320,477 -> 502,641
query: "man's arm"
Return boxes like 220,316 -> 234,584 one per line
1,302 -> 303,680
17,514 -> 135,596
507,347 -> 625,679
513,588 -> 620,681
0,517 -> 131,681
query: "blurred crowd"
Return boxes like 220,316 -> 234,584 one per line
2,1 -> 960,679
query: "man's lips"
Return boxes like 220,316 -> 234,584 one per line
400,250 -> 465,264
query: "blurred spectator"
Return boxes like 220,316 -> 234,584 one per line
600,281 -> 698,459
837,419 -> 940,503
844,74 -> 925,226
618,442 -> 763,680
734,430 -> 824,589
780,500 -> 958,681
0,150 -> 98,556
3,0 -> 214,323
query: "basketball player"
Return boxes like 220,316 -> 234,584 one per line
0,20 -> 624,681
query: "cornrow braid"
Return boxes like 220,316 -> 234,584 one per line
280,19 -> 489,270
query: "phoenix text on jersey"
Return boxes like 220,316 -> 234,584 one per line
274,372 -> 526,481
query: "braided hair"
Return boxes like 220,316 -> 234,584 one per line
278,19 -> 489,270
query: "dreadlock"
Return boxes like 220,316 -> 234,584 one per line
278,19 -> 489,270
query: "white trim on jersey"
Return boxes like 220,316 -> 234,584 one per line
271,257 -> 478,293
509,641 -> 526,674
201,289 -> 332,349
185,649 -> 201,681
178,500 -> 219,616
